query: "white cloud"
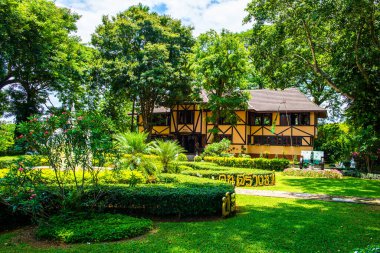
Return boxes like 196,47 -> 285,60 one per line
56,0 -> 252,43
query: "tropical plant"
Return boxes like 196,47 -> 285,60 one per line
151,140 -> 185,173
113,132 -> 157,177
114,132 -> 152,155
202,139 -> 231,157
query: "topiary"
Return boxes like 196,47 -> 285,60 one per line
176,153 -> 188,161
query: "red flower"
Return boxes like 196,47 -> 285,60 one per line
44,131 -> 49,135
29,194 -> 37,200
18,167 -> 24,172
62,111 -> 67,114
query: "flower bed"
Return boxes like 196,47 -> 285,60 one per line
283,168 -> 343,179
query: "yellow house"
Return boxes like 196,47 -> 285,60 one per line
138,88 -> 327,158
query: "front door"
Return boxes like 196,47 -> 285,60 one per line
177,134 -> 202,153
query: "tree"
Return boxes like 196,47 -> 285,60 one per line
0,0 -> 84,123
191,30 -> 250,142
244,0 -> 380,130
92,4 -> 194,134
151,140 -> 185,173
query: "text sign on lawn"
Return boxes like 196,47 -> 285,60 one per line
218,173 -> 275,187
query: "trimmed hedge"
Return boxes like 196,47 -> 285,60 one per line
36,212 -> 152,243
181,168 -> 271,178
89,178 -> 234,217
283,168 -> 343,179
203,157 -> 290,171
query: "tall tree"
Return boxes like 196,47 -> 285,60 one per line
244,0 -> 380,130
92,4 -> 194,134
191,30 -> 250,142
0,0 -> 81,123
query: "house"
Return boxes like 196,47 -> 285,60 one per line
138,88 -> 327,158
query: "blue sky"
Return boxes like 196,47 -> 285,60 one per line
56,0 -> 251,43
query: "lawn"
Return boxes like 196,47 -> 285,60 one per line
0,195 -> 379,253
252,173 -> 380,198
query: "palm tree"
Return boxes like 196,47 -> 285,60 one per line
113,132 -> 152,155
113,132 -> 156,177
152,140 -> 185,173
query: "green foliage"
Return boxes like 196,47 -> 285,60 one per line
203,139 -> 231,157
314,123 -> 353,162
283,168 -> 343,179
0,0 -> 86,123
203,156 -> 290,171
0,123 -> 15,153
191,30 -> 250,141
91,180 -> 234,217
151,140 -> 185,173
114,132 -> 151,155
176,153 -> 188,162
244,0 -> 379,130
194,155 -> 203,162
0,155 -> 48,169
3,111 -> 118,218
92,4 -> 194,133
36,212 -> 152,243
352,245 -> 380,253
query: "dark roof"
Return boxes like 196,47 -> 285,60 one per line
246,88 -> 327,117
152,88 -> 327,118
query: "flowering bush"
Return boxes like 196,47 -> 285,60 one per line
283,168 -> 343,179
0,111 -> 119,220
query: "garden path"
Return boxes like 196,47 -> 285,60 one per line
235,188 -> 380,205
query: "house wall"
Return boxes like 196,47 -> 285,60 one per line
139,107 -> 320,157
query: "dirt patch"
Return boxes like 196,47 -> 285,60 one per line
10,226 -> 69,249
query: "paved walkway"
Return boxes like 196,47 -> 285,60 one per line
235,188 -> 380,205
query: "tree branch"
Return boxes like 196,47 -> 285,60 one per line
301,20 -> 354,100
355,25 -> 371,84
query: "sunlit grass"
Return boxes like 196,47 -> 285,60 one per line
251,173 -> 380,198
0,195 -> 379,253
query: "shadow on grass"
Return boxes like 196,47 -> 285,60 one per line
0,196 -> 379,253
280,177 -> 380,198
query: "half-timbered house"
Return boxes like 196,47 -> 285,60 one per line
138,88 -> 327,157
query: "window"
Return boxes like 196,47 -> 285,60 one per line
152,113 -> 170,126
248,112 -> 272,126
178,110 -> 194,124
300,113 -> 310,125
251,135 -> 311,146
280,113 -> 310,126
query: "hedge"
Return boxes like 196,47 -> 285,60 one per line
36,212 -> 152,243
203,157 -> 290,171
88,180 -> 234,217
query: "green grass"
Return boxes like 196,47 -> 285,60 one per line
251,173 -> 380,198
0,195 -> 379,252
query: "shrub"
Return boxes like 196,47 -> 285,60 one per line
203,156 -> 290,171
194,155 -> 202,162
36,212 -> 152,243
176,153 -> 188,161
90,177 -> 234,217
283,168 -> 343,179
202,139 -> 231,157
151,140 -> 185,173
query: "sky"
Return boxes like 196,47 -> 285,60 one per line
56,0 -> 252,43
